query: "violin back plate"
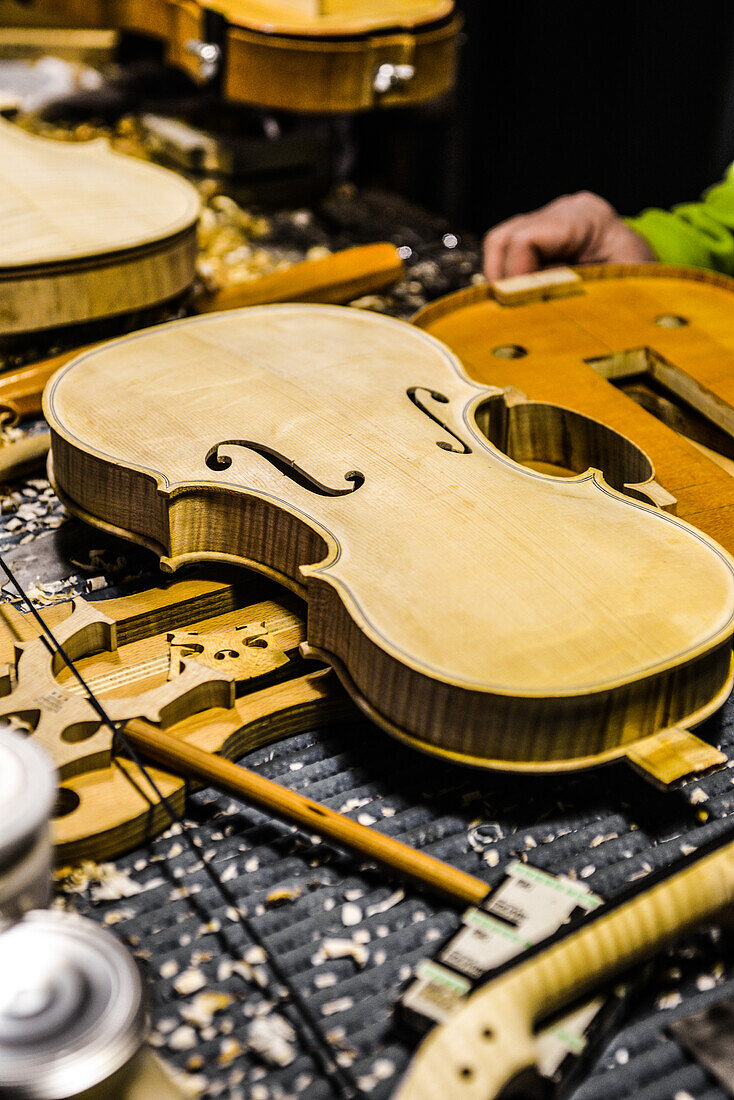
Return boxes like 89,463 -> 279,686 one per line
44,305 -> 734,770
0,118 -> 199,340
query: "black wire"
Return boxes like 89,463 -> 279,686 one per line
0,557 -> 360,1100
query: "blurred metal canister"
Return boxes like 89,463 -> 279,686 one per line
0,727 -> 56,921
0,909 -> 186,1099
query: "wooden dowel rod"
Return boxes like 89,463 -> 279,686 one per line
124,717 -> 489,908
197,242 -> 404,313
0,349 -> 91,422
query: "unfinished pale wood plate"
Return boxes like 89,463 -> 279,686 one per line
0,117 -> 199,344
43,304 -> 734,782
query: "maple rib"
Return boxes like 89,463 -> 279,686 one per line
0,118 -> 200,341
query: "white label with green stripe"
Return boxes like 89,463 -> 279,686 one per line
401,960 -> 472,1025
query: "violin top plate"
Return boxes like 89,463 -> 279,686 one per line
0,118 -> 200,270
45,305 -> 734,766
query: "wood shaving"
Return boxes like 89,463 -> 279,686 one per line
311,938 -> 369,968
590,832 -> 619,847
321,997 -> 354,1016
244,946 -> 268,966
341,903 -> 362,927
339,797 -> 371,813
181,992 -> 235,1028
102,907 -> 136,926
173,968 -> 207,996
217,1037 -> 243,1066
217,959 -> 254,983
168,1025 -> 198,1051
266,885 -> 302,907
56,859 -> 143,899
366,890 -> 404,916
247,1014 -> 296,1067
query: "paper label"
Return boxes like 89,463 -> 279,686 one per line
400,861 -> 604,1060
400,960 -> 471,1025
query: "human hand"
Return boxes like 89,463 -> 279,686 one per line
483,191 -> 655,280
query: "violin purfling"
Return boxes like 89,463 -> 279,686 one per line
43,304 -> 734,774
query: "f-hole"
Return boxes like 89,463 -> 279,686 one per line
407,387 -> 471,454
205,440 -> 365,496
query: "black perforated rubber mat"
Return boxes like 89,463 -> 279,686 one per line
62,694 -> 734,1100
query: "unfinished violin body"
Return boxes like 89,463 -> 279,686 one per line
0,117 -> 199,345
44,305 -> 734,776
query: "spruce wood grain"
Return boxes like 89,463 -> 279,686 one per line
414,264 -> 734,556
43,304 -> 734,775
0,118 -> 199,341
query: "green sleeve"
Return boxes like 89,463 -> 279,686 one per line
625,167 -> 734,274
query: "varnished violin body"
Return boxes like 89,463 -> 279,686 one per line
43,304 -> 734,778
0,0 -> 460,112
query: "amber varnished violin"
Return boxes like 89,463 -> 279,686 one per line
0,0 -> 460,112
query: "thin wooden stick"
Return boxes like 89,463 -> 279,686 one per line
123,717 -> 489,907
195,242 -> 404,312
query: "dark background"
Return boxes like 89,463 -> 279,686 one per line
354,2 -> 734,236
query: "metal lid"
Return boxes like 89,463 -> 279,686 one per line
0,910 -> 146,1099
0,727 -> 56,871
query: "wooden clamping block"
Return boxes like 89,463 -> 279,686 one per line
491,266 -> 583,306
625,727 -> 727,787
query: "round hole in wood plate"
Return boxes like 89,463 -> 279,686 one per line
492,344 -> 528,359
54,788 -> 81,819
